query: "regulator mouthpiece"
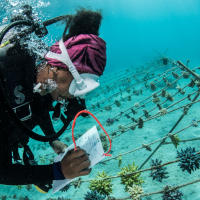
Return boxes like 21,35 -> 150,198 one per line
33,79 -> 57,94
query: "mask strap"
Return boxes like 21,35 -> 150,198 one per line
71,110 -> 112,157
46,39 -> 86,90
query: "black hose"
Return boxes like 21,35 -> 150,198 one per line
0,15 -> 70,45
43,15 -> 70,27
0,74 -> 71,142
0,20 -> 33,45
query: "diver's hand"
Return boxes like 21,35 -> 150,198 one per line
51,140 -> 67,154
61,147 -> 92,179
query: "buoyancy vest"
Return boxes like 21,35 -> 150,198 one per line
0,43 -> 36,147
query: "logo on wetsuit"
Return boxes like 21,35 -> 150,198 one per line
14,85 -> 25,104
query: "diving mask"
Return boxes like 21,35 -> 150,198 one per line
45,39 -> 100,98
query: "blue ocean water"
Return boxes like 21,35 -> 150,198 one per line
1,0 -> 200,199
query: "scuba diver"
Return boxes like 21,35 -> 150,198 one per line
0,6 -> 106,193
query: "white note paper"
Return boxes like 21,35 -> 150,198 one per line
52,126 -> 105,193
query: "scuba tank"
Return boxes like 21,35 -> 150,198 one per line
0,41 -> 35,147
0,43 -> 35,120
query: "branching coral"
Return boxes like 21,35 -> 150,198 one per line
91,104 -> 96,109
128,184 -> 143,200
116,155 -> 122,167
126,88 -> 131,93
165,93 -> 174,101
172,72 -> 179,79
182,72 -> 189,79
176,85 -> 185,95
138,118 -> 144,129
89,171 -> 113,196
169,134 -> 180,148
130,125 -> 136,130
150,82 -> 156,91
157,103 -> 162,110
142,144 -> 152,152
195,80 -> 200,87
106,118 -> 115,126
128,185 -> 143,200
84,190 -> 106,200
188,79 -> 195,88
192,119 -> 198,127
96,103 -> 100,108
131,108 -> 137,115
60,184 -> 71,192
118,162 -> 144,192
159,108 -> 167,116
127,96 -> 132,101
152,97 -> 160,103
134,102 -> 140,108
114,100 -> 121,107
133,90 -> 140,96
161,57 -> 169,65
125,114 -> 131,119
100,134 -> 109,152
163,76 -> 168,83
131,117 -> 137,123
152,93 -> 158,98
119,111 -> 124,116
111,131 -> 117,137
104,106 -> 112,111
162,186 -> 183,200
73,178 -> 82,188
150,159 -> 169,182
143,110 -> 150,118
177,147 -> 200,174
118,125 -> 126,133
161,89 -> 166,97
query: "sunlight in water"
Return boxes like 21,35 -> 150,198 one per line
0,0 -> 200,199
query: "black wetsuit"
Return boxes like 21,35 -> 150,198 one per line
0,96 -> 55,185
0,45 -> 56,185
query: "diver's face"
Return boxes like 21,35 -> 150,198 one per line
51,69 -> 74,101
36,65 -> 74,100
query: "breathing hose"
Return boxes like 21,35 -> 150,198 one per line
0,20 -> 33,45
43,15 -> 70,27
